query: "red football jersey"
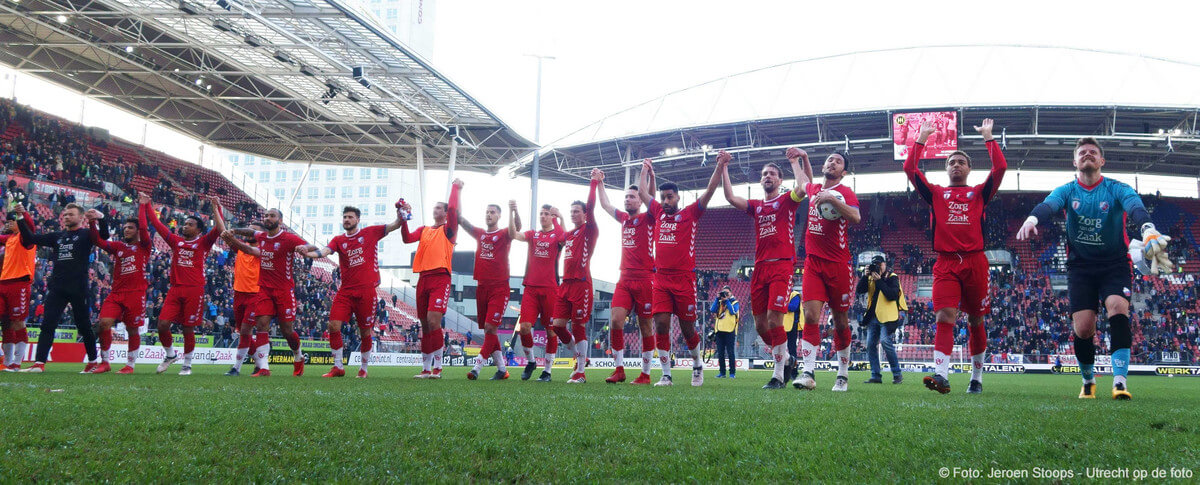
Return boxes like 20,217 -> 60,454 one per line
562,182 -> 599,281
905,140 -> 1007,253
327,225 -> 386,290
649,199 -> 703,273
803,182 -> 859,263
522,223 -> 564,287
615,210 -> 655,278
145,203 -> 219,288
468,227 -> 512,283
746,192 -> 803,263
255,230 -> 307,289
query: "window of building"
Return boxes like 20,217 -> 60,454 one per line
376,185 -> 387,197
324,187 -> 335,199
359,186 -> 370,197
326,169 -> 336,181
324,205 -> 334,217
342,186 -> 352,198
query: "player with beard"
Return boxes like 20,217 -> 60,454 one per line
638,155 -> 724,387
302,205 -> 404,378
510,201 -> 565,381
905,119 -> 1006,394
1017,137 -> 1168,400
595,164 -> 656,384
89,203 -> 152,374
143,193 -> 226,375
0,206 -> 36,371
458,203 -> 515,381
221,208 -> 314,377
397,179 -> 463,379
721,147 -> 811,389
17,203 -> 110,373
792,151 -> 862,392
549,169 -> 602,384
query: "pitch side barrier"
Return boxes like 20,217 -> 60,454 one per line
22,344 -> 1200,376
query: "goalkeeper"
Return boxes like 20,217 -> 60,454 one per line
1017,137 -> 1172,401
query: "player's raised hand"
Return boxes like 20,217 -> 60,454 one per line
1016,216 -> 1039,241
716,150 -> 732,167
785,147 -> 807,163
452,178 -> 465,189
220,230 -> 235,240
974,118 -> 995,140
508,200 -> 518,211
85,209 -> 103,221
918,119 -> 936,142
642,158 -> 654,173
137,191 -> 150,205
591,168 -> 604,182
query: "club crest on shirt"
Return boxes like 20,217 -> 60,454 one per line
1071,199 -> 1080,210
273,242 -> 280,250
341,243 -> 347,249
1099,201 -> 1110,212
966,191 -> 974,199
358,237 -> 364,243
491,235 -> 498,242
674,215 -> 681,222
771,202 -> 779,210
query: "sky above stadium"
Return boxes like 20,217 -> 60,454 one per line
432,0 -> 1200,144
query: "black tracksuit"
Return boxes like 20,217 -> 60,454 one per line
18,218 -> 109,363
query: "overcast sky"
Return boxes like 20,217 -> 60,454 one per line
432,0 -> 1200,144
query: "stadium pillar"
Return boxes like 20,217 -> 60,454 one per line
528,54 -> 551,223
447,136 -> 457,198
416,140 -> 427,222
286,161 -> 314,210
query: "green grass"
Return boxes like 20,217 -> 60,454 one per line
2,364 -> 1198,483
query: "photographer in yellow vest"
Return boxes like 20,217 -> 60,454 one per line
709,285 -> 740,378
782,272 -> 803,383
857,255 -> 907,384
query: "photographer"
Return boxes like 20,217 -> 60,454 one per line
708,285 -> 740,378
857,255 -> 907,384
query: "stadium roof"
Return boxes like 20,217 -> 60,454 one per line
514,45 -> 1200,188
0,0 -> 536,170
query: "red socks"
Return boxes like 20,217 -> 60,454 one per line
571,324 -> 587,344
833,326 -> 851,351
552,326 -> 574,346
546,331 -> 558,354
285,331 -> 301,352
238,332 -> 252,349
481,333 -> 499,357
934,322 -> 955,355
160,329 -> 174,348
360,338 -> 372,353
183,327 -> 196,354
685,331 -> 701,351
801,321 -> 821,346
99,327 -> 113,351
641,335 -> 655,353
255,331 -> 270,349
330,331 -> 343,351
520,332 -> 534,349
655,333 -> 671,352
128,331 -> 140,352
968,324 -> 987,356
766,325 -> 787,348
611,326 -> 624,351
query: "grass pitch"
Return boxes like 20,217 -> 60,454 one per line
2,364 -> 1198,483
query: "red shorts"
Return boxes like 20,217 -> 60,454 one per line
256,287 -> 298,323
99,290 -> 146,326
330,287 -> 377,329
518,285 -> 556,328
750,259 -> 794,315
801,255 -> 853,313
932,251 -> 991,316
0,279 -> 31,321
416,272 -> 451,321
475,281 -> 510,328
160,285 -> 205,327
553,279 -> 593,324
612,276 -> 654,318
233,291 -> 263,330
652,272 -> 697,323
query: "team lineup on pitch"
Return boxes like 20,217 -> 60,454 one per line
1,119 -> 1176,403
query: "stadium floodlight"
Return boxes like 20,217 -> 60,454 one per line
272,50 -> 293,64
212,19 -> 235,33
244,34 -> 265,47
178,1 -> 203,15
124,46 -> 134,53
56,14 -> 67,23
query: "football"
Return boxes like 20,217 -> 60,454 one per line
818,191 -> 846,220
